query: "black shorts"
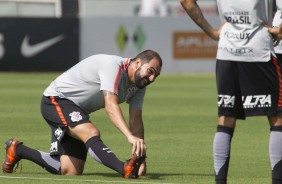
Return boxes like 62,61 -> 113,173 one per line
277,53 -> 282,66
216,56 -> 282,119
41,96 -> 90,161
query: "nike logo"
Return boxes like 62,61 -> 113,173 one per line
102,148 -> 112,153
21,34 -> 65,58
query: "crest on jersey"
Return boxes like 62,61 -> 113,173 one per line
126,87 -> 137,101
69,111 -> 82,122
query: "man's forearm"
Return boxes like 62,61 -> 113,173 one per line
180,0 -> 216,39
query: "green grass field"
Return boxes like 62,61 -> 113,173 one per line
0,72 -> 271,184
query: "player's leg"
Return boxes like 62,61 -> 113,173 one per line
72,124 -> 145,178
213,117 -> 236,184
41,95 -> 124,174
39,95 -> 88,175
241,55 -> 282,184
2,123 -> 87,175
67,122 -> 125,175
269,116 -> 282,184
60,155 -> 85,175
2,139 -> 61,174
67,122 -> 146,178
214,60 -> 244,184
41,96 -> 143,178
2,96 -> 69,174
268,53 -> 282,184
57,134 -> 87,175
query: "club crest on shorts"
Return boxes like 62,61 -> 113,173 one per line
69,111 -> 82,122
54,127 -> 63,140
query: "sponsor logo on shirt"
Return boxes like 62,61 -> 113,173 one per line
242,95 -> 271,108
225,16 -> 251,24
218,94 -> 235,108
224,11 -> 251,24
224,31 -> 251,40
126,87 -> 137,101
218,46 -> 255,57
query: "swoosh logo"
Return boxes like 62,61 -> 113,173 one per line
102,147 -> 112,153
21,34 -> 65,58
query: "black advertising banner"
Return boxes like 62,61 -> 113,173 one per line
0,18 -> 79,71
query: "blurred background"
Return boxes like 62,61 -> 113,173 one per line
0,0 -> 220,73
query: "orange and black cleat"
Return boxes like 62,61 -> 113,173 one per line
2,139 -> 22,173
123,153 -> 146,179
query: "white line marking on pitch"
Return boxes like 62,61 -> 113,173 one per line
0,175 -> 177,184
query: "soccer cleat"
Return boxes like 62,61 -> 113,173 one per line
123,153 -> 146,179
2,139 -> 22,173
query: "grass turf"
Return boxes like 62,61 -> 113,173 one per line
0,72 -> 271,184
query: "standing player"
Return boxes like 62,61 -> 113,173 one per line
273,2 -> 282,184
180,0 -> 282,184
2,50 -> 162,179
274,1 -> 282,62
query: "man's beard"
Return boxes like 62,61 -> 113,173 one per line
134,67 -> 150,89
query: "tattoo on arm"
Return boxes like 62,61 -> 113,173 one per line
183,2 -> 214,38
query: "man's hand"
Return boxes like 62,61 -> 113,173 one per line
128,135 -> 146,157
266,23 -> 282,46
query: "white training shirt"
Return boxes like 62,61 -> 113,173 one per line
43,54 -> 146,114
216,0 -> 274,62
273,0 -> 282,54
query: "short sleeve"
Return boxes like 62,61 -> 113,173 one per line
99,60 -> 121,94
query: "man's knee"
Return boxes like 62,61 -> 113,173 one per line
68,123 -> 101,142
60,155 -> 85,175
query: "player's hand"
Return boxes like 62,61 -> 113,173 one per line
210,29 -> 221,41
128,135 -> 146,157
265,23 -> 282,46
209,23 -> 225,41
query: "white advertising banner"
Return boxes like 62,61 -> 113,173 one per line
80,16 -> 221,73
